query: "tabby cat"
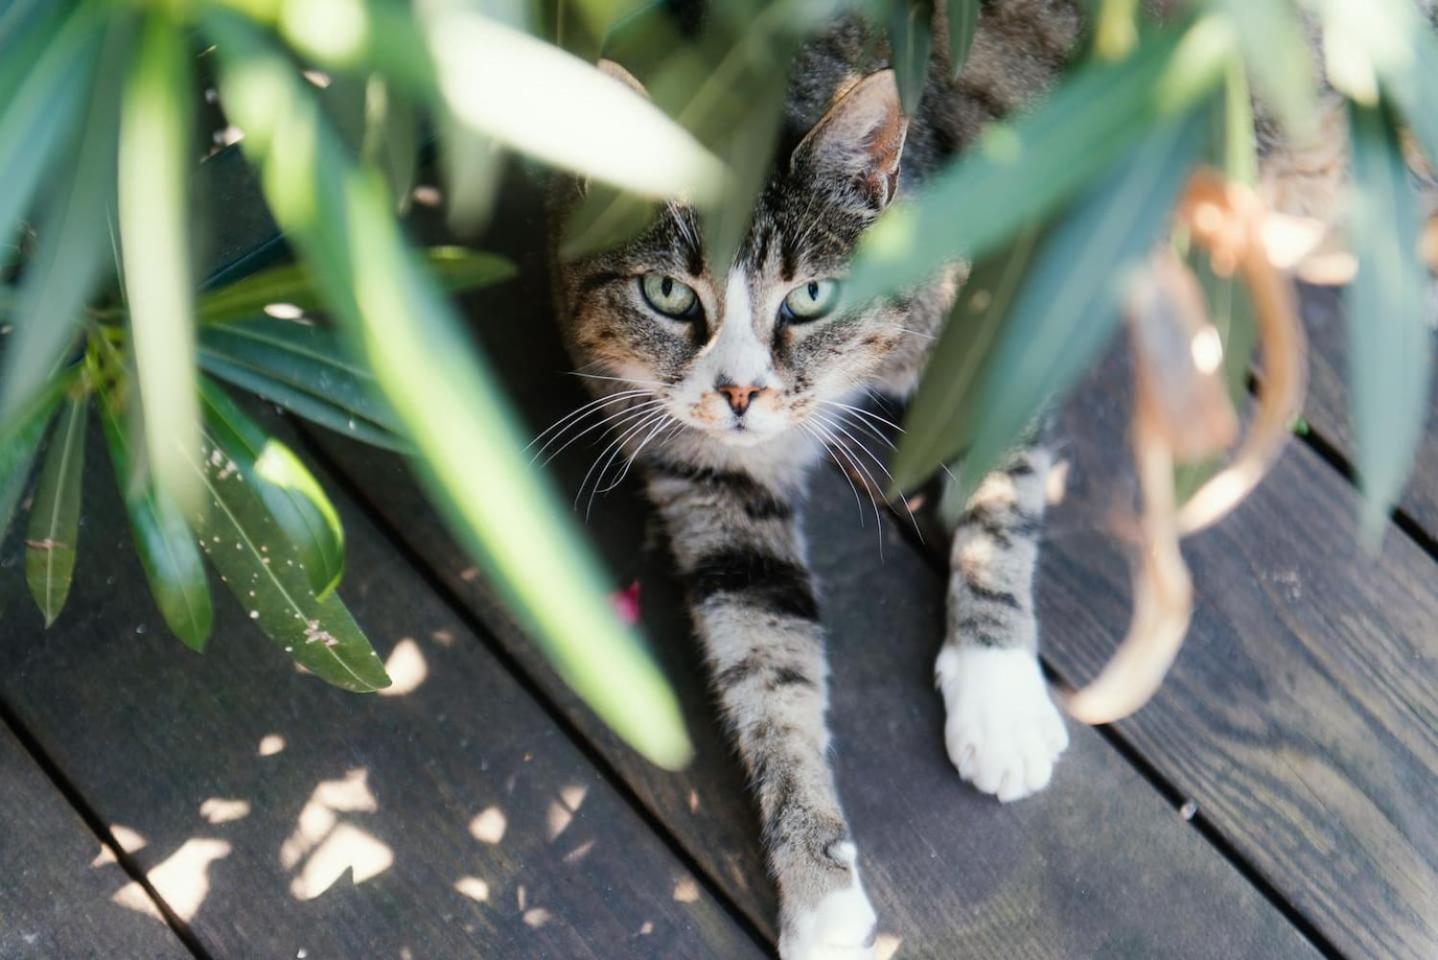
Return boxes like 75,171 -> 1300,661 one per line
546,3 -> 1366,957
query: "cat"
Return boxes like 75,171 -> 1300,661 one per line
545,3 -> 1388,957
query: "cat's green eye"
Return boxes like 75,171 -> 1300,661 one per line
781,279 -> 841,322
640,273 -> 699,319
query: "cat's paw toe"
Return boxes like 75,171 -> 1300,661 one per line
779,852 -> 878,960
937,645 -> 1069,802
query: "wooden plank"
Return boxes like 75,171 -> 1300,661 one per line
0,424 -> 765,960
1041,353 -> 1438,960
0,724 -> 193,959
306,424 -> 1323,958
1291,282 -> 1438,536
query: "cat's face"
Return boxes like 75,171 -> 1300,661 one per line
554,70 -> 927,450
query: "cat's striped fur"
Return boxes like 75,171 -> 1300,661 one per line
547,3 -> 1412,957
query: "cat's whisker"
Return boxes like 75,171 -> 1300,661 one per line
817,401 -> 898,451
541,399 -> 664,468
601,413 -> 675,496
581,408 -> 671,519
569,370 -> 670,388
797,421 -> 867,527
821,398 -> 904,435
814,411 -> 924,544
527,389 -> 651,454
807,417 -> 885,558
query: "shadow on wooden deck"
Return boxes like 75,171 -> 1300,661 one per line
1,159 -> 1435,960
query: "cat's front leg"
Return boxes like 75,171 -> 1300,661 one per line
937,445 -> 1069,802
645,460 -> 877,960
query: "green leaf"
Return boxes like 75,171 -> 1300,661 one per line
1345,102 -> 1432,544
25,389 -> 88,627
0,376 -> 67,543
197,247 -> 515,323
848,15 -> 1231,304
890,0 -> 934,115
196,351 -> 411,453
891,224 -> 1044,492
186,431 -> 389,693
198,317 -> 403,434
897,104 -> 1210,495
0,13 -> 132,419
1221,56 -> 1258,186
200,379 -> 346,600
946,0 -> 979,78
0,1 -> 101,252
97,381 -> 212,652
118,11 -> 201,515
209,11 -> 692,768
361,75 -> 418,214
1360,0 -> 1438,172
1214,0 -> 1317,140
418,7 -> 723,202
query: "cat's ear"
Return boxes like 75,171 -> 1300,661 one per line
791,69 -> 907,210
598,59 -> 649,99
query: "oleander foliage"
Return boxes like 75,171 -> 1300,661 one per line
0,0 -> 1432,768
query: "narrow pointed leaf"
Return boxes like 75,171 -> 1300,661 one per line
196,352 -> 410,452
0,377 -> 67,542
0,2 -> 101,252
186,432 -> 389,692
946,0 -> 979,78
201,380 -> 346,600
98,382 -> 212,651
1,14 -> 132,418
890,225 -> 1044,493
848,15 -> 1230,304
119,12 -> 201,514
361,76 -> 418,213
208,13 -> 693,769
25,390 -> 89,626
890,0 -> 934,115
198,317 -> 403,433
197,247 -> 514,323
1215,0 -> 1316,139
959,106 -> 1210,493
1346,103 -> 1433,543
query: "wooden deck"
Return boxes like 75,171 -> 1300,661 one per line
2,164 -> 1435,960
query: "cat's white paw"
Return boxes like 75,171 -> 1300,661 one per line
936,645 -> 1068,802
778,845 -> 878,960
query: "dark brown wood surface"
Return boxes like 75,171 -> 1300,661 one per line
1289,282 -> 1438,537
1037,353 -> 1438,960
0,425 -> 765,960
0,724 -> 193,959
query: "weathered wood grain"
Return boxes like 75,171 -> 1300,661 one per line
0,723 -> 193,959
1289,282 -> 1438,537
1040,351 -> 1438,960
0,424 -> 765,960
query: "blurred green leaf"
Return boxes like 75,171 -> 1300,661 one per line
0,13 -> 132,419
1346,102 -> 1432,543
849,15 -> 1231,304
208,11 -> 693,766
0,376 -> 67,543
898,105 -> 1210,495
201,379 -> 346,600
420,7 -> 723,202
98,379 -> 212,652
25,389 -> 88,627
1221,56 -> 1257,185
946,0 -> 979,78
1351,0 -> 1438,171
118,11 -> 201,514
197,247 -> 514,323
361,76 -> 418,214
0,2 -> 101,254
890,0 -> 934,115
891,225 -> 1044,492
1094,0 -> 1138,61
186,428 -> 390,692
1214,0 -> 1316,139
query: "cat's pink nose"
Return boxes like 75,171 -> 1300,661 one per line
717,384 -> 762,416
